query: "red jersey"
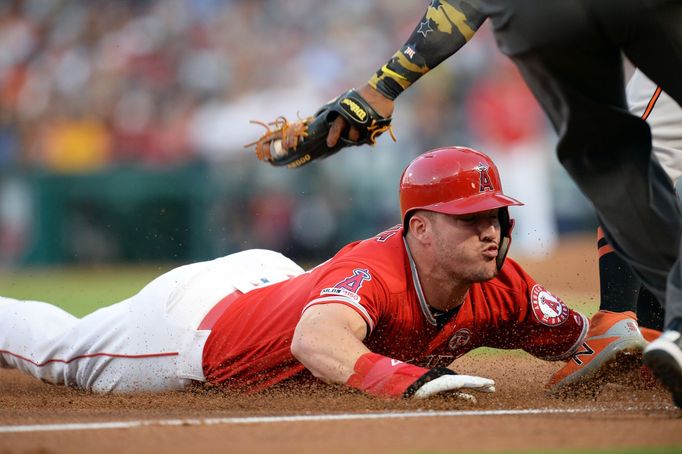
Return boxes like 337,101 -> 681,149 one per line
202,225 -> 587,392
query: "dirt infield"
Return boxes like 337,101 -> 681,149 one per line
1,235 -> 681,453
1,355 -> 680,454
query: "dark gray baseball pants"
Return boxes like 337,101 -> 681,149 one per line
476,0 -> 682,324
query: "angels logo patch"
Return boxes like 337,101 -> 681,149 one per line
320,269 -> 372,303
530,284 -> 569,326
335,269 -> 371,292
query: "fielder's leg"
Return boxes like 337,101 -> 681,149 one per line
597,226 -> 641,315
0,296 -> 80,375
480,0 -> 680,396
622,4 -> 682,408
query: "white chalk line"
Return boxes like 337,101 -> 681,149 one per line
0,406 -> 672,434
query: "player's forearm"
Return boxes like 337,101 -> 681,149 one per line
291,323 -> 369,384
369,0 -> 486,100
291,323 -> 429,397
291,306 -> 370,384
291,306 -> 495,399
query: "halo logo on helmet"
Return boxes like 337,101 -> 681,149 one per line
398,146 -> 524,269
476,163 -> 495,192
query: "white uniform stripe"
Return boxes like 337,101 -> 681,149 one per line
303,297 -> 375,332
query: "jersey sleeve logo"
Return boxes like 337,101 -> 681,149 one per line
530,284 -> 569,326
320,268 -> 372,303
334,269 -> 371,292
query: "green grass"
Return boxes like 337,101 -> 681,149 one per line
0,266 -> 600,321
0,265 -> 172,317
561,294 -> 600,317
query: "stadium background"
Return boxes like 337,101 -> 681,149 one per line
2,3 -> 682,453
0,0 -> 598,270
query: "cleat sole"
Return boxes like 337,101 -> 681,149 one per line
549,344 -> 645,398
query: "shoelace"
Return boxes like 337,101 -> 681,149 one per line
245,116 -> 311,161
367,120 -> 396,144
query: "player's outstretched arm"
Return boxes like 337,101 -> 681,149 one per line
326,0 -> 489,148
291,303 -> 495,400
368,0 -> 487,101
291,304 -> 371,383
247,1 -> 487,168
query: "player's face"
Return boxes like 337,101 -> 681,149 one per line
430,209 -> 501,283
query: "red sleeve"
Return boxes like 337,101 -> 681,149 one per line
486,260 -> 588,360
301,262 -> 389,336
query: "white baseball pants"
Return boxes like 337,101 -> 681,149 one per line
0,250 -> 303,393
627,69 -> 682,184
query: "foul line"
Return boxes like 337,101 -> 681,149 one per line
0,406 -> 669,434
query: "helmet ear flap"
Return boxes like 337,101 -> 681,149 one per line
497,208 -> 514,270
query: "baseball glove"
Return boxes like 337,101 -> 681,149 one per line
245,89 -> 395,168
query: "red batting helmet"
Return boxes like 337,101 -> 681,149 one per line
399,146 -> 523,268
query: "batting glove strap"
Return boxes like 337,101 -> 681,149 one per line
345,352 -> 431,398
403,367 -> 457,398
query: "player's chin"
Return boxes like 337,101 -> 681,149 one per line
471,261 -> 498,282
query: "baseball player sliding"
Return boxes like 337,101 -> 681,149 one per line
1,146 -> 641,399
248,0 -> 682,408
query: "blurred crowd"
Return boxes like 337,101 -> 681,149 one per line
0,0 -> 593,266
0,0 -> 436,171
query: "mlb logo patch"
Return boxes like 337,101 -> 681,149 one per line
320,287 -> 361,303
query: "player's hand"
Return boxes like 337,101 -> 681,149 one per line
326,84 -> 395,148
406,368 -> 495,402
247,85 -> 395,168
413,374 -> 496,400
344,353 -> 494,401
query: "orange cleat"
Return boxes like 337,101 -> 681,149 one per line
640,326 -> 662,343
547,310 -> 646,396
